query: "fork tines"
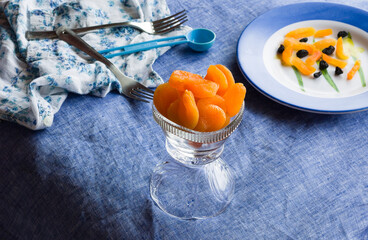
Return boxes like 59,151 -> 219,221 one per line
153,10 -> 188,34
131,87 -> 154,102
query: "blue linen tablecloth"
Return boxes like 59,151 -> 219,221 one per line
1,0 -> 368,239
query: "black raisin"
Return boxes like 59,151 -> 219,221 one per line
296,49 -> 309,58
319,60 -> 329,70
277,44 -> 285,54
335,67 -> 343,75
322,45 -> 335,55
313,72 -> 322,78
337,31 -> 348,38
299,38 -> 308,42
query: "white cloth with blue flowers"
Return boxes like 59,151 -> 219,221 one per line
0,0 -> 189,130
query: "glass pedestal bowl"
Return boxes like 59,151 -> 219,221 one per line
150,103 -> 244,220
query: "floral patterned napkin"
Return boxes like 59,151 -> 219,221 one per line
0,0 -> 190,130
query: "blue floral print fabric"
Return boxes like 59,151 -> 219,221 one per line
0,0 -> 189,130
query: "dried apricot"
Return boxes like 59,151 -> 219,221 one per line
195,95 -> 227,131
167,99 -> 180,124
216,64 -> 235,94
194,104 -> 227,132
196,95 -> 226,112
347,60 -> 361,80
281,46 -> 293,66
222,114 -> 231,128
205,65 -> 228,95
161,67 -> 245,132
336,36 -> 349,60
322,53 -> 347,69
314,29 -> 333,38
169,70 -> 219,98
285,27 -> 316,39
313,38 -> 337,50
177,90 -> 199,129
284,37 -> 314,53
291,57 -> 316,75
153,82 -> 179,117
305,48 -> 322,66
223,83 -> 246,117
283,37 -> 296,48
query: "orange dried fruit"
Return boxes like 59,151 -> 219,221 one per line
153,82 -> 179,117
285,27 -> 316,39
314,29 -> 333,38
313,38 -> 337,50
194,104 -> 227,132
205,65 -> 228,96
322,53 -> 347,69
347,60 -> 361,80
196,95 -> 226,113
216,64 -> 235,94
160,67 -> 245,132
305,47 -> 322,66
167,99 -> 180,124
222,114 -> 231,128
177,90 -> 199,129
281,46 -> 293,66
283,37 -> 314,53
169,70 -> 219,98
223,83 -> 246,117
293,42 -> 314,53
283,37 -> 297,48
336,36 -> 349,60
291,57 -> 316,75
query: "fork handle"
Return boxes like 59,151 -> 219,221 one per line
55,26 -> 131,89
56,26 -> 112,66
27,21 -> 133,40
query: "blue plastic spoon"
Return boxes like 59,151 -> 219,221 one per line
98,28 -> 216,58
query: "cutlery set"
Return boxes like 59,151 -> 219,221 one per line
27,10 -> 193,102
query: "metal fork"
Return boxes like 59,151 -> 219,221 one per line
56,26 -> 154,102
26,10 -> 187,40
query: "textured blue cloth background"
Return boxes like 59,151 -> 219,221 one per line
1,0 -> 368,239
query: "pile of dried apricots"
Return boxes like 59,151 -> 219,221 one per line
154,65 -> 246,132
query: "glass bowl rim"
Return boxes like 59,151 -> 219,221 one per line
152,102 -> 244,143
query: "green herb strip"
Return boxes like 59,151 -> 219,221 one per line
292,66 -> 305,91
315,60 -> 339,92
358,68 -> 366,87
321,68 -> 339,92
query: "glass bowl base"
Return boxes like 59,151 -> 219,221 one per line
150,158 -> 235,220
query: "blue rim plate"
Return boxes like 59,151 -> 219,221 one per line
237,2 -> 368,113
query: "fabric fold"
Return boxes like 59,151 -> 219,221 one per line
0,0 -> 190,130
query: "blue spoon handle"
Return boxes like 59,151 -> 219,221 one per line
99,35 -> 188,58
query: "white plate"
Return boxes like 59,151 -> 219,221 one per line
237,2 -> 368,113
